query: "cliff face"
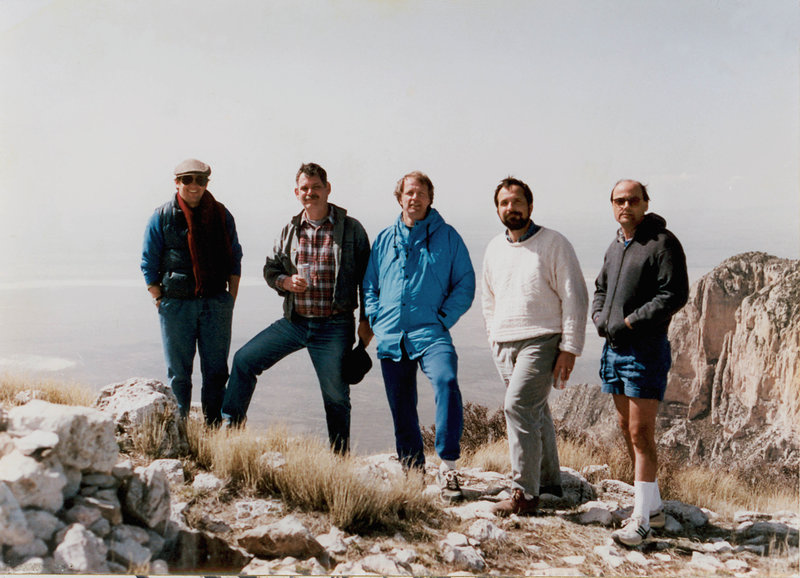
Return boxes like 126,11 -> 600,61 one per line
553,252 -> 800,478
663,252 -> 800,474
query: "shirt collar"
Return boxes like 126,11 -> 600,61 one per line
505,220 -> 540,243
301,207 -> 334,227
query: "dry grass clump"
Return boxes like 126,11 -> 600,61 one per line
422,401 -> 506,457
184,419 -> 440,533
0,374 -> 94,407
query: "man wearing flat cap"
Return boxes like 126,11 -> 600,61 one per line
141,158 -> 243,426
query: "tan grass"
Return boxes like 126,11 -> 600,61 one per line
184,419 -> 440,533
0,374 -> 95,407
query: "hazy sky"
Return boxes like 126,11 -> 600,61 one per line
1,0 -> 798,288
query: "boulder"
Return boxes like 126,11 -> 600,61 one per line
122,464 -> 171,533
0,481 -> 33,546
0,451 -> 66,512
94,378 -> 188,458
237,515 -> 325,559
52,524 -> 109,573
8,400 -> 118,473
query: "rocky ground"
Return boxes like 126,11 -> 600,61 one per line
1,384 -> 798,576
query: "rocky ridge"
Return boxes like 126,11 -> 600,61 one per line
0,378 -> 798,575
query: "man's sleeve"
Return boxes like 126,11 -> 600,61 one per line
362,238 -> 380,326
226,209 -> 243,277
553,238 -> 588,355
480,251 -> 495,339
141,211 -> 163,286
264,225 -> 291,293
354,220 -> 371,321
437,229 -> 476,330
592,257 -> 608,327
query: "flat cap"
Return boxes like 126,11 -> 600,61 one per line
174,158 -> 211,176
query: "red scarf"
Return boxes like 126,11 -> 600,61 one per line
175,190 -> 233,297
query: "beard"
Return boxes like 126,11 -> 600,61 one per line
501,212 -> 529,232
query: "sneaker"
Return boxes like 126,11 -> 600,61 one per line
649,507 -> 666,529
492,489 -> 539,517
612,516 -> 651,547
437,469 -> 464,503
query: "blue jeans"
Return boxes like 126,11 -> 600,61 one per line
380,342 -> 463,469
222,313 -> 354,454
158,292 -> 234,425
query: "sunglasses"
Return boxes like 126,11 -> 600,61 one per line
178,174 -> 209,186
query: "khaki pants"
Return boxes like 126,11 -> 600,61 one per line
492,334 -> 562,496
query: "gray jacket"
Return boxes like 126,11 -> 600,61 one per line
592,213 -> 689,348
264,203 -> 370,321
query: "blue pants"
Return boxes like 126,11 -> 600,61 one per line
158,293 -> 234,425
380,342 -> 463,469
222,314 -> 354,454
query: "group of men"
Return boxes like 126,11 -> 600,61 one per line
141,159 -> 688,547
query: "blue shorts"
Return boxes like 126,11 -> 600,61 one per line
600,336 -> 671,401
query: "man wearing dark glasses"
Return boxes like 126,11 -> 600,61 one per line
593,179 -> 688,546
221,162 -> 370,454
141,158 -> 243,426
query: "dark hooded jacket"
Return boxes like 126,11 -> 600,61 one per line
592,213 -> 689,348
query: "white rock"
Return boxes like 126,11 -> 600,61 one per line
149,558 -> 169,573
562,555 -> 586,565
316,526 -> 348,555
653,552 -> 672,562
259,451 -> 287,470
577,501 -> 615,526
625,551 -> 649,565
593,544 -> 624,568
689,551 -> 725,571
440,543 -> 486,572
468,519 -> 507,542
149,458 -> 185,485
94,378 -> 188,458
703,540 -> 733,553
443,532 -> 469,547
360,553 -> 411,576
14,430 -> 59,457
0,451 -> 66,512
447,499 -> 498,520
237,515 -> 325,559
725,558 -> 750,571
53,523 -> 109,573
392,547 -> 418,567
0,482 -> 33,546
8,400 -> 118,472
192,472 -> 225,493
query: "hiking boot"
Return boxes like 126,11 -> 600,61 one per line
492,489 -> 539,517
612,516 -> 651,546
649,507 -> 666,529
439,469 -> 464,503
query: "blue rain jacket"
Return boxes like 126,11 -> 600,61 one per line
363,208 -> 475,361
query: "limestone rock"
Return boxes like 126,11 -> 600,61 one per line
53,523 -> 109,573
122,463 -> 171,533
0,451 -> 66,512
237,515 -> 325,559
0,481 -> 33,546
440,541 -> 486,572
149,458 -> 185,485
94,377 -> 188,458
8,400 -> 118,473
193,472 -> 225,493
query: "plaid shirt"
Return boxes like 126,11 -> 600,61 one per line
294,211 -> 336,317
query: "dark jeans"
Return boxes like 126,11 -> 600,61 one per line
222,314 -> 354,454
158,292 -> 234,425
380,342 -> 463,469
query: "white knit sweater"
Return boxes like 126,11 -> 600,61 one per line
481,226 -> 588,354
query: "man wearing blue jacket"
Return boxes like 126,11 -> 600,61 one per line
363,171 -> 475,502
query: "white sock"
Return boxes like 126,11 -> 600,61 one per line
651,479 -> 663,513
632,481 -> 653,526
440,459 -> 457,472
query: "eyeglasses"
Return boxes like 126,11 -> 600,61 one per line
178,174 -> 209,186
612,196 -> 643,207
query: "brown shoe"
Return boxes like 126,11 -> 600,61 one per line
492,489 -> 539,517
